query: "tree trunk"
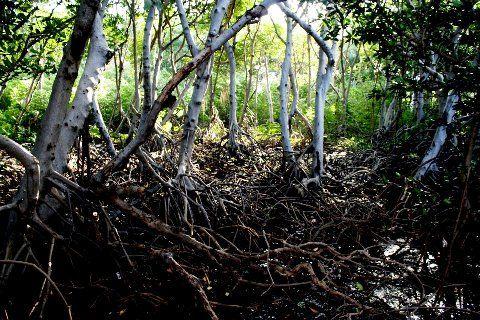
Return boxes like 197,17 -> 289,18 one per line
140,4 -> 156,125
152,3 -> 166,99
278,12 -> 294,165
278,2 -> 336,182
33,0 -> 101,180
239,24 -> 259,125
54,3 -> 112,173
311,48 -> 331,180
176,0 -> 231,178
92,94 -> 116,156
288,66 -> 298,129
415,91 -> 458,180
224,41 -> 239,150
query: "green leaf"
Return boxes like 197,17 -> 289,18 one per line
355,282 -> 364,291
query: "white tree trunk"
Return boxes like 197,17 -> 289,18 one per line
381,97 -> 397,131
288,66 -> 299,128
152,3 -> 166,100
54,6 -> 112,172
141,5 -> 156,118
312,44 -> 336,181
278,2 -> 336,177
225,41 -> 240,150
31,0 -> 101,185
412,91 -> 425,123
415,91 -> 458,180
175,0 -> 200,56
278,11 -> 294,165
176,0 -> 231,177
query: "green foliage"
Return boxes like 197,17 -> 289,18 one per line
0,0 -> 72,86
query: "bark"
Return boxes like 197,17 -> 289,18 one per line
415,91 -> 458,180
224,41 -> 239,150
311,47 -> 334,180
141,5 -> 156,117
152,2 -> 166,100
92,94 -> 116,156
129,0 -> 141,134
380,97 -> 397,131
97,0 -> 284,181
54,3 -> 112,172
412,63 -> 431,124
175,0 -> 200,56
0,135 -> 40,214
32,0 -> 101,181
176,0 -> 231,177
288,67 -> 299,128
413,90 -> 425,123
278,11 -> 294,165
288,67 -> 312,134
278,2 -> 337,181
307,35 -> 312,112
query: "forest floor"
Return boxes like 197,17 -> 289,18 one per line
0,138 -> 479,319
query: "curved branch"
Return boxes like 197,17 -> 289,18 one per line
0,135 -> 40,214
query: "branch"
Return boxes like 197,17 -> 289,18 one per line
175,0 -> 200,56
0,135 -> 40,214
278,2 -> 334,66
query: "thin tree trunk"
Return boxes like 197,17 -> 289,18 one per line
92,94 -> 116,156
224,41 -> 239,150
311,47 -> 332,180
129,0 -> 140,132
278,11 -> 294,165
176,0 -> 231,178
239,24 -> 259,124
307,35 -> 312,112
152,2 -> 166,100
278,3 -> 336,181
288,67 -> 298,128
141,5 -> 156,121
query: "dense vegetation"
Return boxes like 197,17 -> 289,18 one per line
0,0 -> 479,319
